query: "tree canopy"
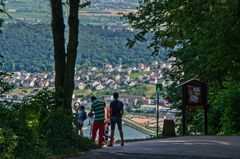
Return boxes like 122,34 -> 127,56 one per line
0,23 -> 159,72
0,0 -> 5,33
126,0 -> 240,82
126,0 -> 240,134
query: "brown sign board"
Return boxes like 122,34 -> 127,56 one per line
177,78 -> 207,109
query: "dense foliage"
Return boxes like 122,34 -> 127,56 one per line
0,0 -> 4,32
0,23 -> 161,72
0,75 -> 97,159
126,0 -> 240,135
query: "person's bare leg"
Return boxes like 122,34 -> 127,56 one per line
80,127 -> 83,136
108,131 -> 114,146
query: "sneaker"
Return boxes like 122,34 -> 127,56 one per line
107,144 -> 113,147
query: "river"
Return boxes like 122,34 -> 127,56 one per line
82,122 -> 150,140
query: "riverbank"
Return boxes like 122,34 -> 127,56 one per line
123,117 -> 156,136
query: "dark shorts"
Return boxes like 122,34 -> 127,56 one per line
77,122 -> 84,129
110,116 -> 122,132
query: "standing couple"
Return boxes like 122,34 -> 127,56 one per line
89,92 -> 124,147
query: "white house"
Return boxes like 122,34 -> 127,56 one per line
43,73 -> 48,79
138,63 -> 145,70
22,79 -> 31,88
41,80 -> 49,87
114,64 -> 122,72
91,67 -> 97,71
143,67 -> 151,72
123,79 -> 130,85
149,78 -> 158,84
115,74 -> 121,81
77,82 -> 86,90
29,81 -> 35,87
138,75 -> 144,81
95,84 -> 104,90
106,79 -> 114,85
87,71 -> 94,76
152,61 -> 159,66
74,76 -> 81,81
110,83 -> 118,89
92,81 -> 100,88
126,68 -> 133,74
129,81 -> 137,86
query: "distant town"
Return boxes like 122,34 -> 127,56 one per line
1,60 -> 174,112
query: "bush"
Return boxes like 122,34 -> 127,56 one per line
0,88 -> 97,159
0,127 -> 18,159
40,108 -> 79,155
211,82 -> 240,135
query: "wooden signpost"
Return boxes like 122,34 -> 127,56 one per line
177,78 -> 208,135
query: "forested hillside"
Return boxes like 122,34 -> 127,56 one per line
0,23 -> 162,72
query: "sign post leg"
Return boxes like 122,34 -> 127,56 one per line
156,91 -> 160,137
182,105 -> 186,135
204,106 -> 208,135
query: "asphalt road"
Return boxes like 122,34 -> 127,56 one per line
69,136 -> 240,159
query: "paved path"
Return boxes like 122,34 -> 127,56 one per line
69,136 -> 240,159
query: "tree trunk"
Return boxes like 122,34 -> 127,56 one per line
237,0 -> 240,20
63,0 -> 80,109
50,0 -> 66,90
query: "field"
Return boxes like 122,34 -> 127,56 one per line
1,0 -> 138,26
146,85 -> 156,98
74,89 -> 92,97
128,72 -> 144,80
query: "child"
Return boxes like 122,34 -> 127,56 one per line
102,100 -> 110,145
103,106 -> 115,145
103,121 -> 110,145
77,105 -> 87,136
